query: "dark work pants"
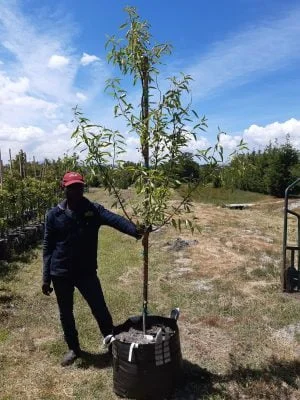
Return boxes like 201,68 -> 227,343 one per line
52,273 -> 113,351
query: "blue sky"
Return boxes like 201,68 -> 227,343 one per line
0,0 -> 300,162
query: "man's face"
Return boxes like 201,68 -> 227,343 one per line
64,183 -> 84,203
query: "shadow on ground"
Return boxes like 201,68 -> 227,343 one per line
173,360 -> 221,399
76,350 -> 112,370
0,249 -> 37,282
172,357 -> 300,399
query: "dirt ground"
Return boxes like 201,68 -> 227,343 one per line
1,193 -> 300,399
151,199 -> 300,398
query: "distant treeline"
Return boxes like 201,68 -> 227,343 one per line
2,138 -> 298,199
78,138 -> 300,198
223,138 -> 299,197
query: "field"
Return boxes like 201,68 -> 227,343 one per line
0,188 -> 300,399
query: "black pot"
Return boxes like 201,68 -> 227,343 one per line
112,315 -> 182,399
24,226 -> 39,246
0,238 -> 9,260
7,231 -> 19,253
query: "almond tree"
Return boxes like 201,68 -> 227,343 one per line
72,7 -> 246,332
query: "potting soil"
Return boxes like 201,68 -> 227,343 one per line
115,325 -> 174,344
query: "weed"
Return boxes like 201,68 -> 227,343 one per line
0,328 -> 9,343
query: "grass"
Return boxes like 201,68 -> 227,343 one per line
180,185 -> 274,205
0,328 -> 9,343
0,188 -> 300,399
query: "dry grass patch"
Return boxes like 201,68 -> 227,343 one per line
1,189 -> 300,399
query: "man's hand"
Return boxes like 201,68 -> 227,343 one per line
136,224 -> 152,240
42,283 -> 53,296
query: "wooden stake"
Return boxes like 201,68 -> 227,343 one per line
33,156 -> 37,178
23,151 -> 27,178
19,150 -> 23,178
9,149 -> 12,174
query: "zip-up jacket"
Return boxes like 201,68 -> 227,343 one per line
43,197 -> 140,283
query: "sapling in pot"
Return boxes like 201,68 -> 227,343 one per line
73,7 -> 246,398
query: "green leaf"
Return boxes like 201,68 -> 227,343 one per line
192,110 -> 199,119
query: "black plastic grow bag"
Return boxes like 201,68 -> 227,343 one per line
112,315 -> 182,399
0,238 -> 9,260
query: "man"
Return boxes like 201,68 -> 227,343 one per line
42,171 -> 142,366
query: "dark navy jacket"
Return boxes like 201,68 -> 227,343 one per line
43,197 -> 140,283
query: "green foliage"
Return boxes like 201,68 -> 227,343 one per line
161,152 -> 200,182
265,140 -> 299,196
73,7 -> 246,229
71,7 -> 246,319
0,150 -> 86,235
226,137 -> 299,197
0,175 -> 60,233
112,162 -> 138,189
0,149 -> 111,237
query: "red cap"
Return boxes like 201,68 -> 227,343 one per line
62,171 -> 84,187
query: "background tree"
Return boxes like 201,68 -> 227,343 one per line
265,139 -> 299,196
161,152 -> 200,182
226,137 -> 299,197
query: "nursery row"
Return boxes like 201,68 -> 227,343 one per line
0,175 -> 62,260
0,176 -> 60,236
0,221 -> 45,261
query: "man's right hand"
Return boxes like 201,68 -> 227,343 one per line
136,224 -> 152,239
42,283 -> 53,296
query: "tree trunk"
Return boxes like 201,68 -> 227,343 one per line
142,231 -> 149,333
141,56 -> 150,334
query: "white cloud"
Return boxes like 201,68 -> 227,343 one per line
187,8 -> 300,98
48,54 -> 69,69
0,74 -> 29,97
244,118 -> 300,148
4,95 -> 57,111
219,133 -> 243,151
0,123 -> 44,142
187,136 -> 210,152
0,3 -> 115,163
111,135 -> 140,163
214,118 -> 300,155
52,123 -> 72,137
80,52 -> 100,66
76,92 -> 87,101
0,3 -> 112,127
0,2 -> 91,162
0,122 -> 76,163
0,4 -> 78,103
0,71 -> 58,123
33,137 -> 76,161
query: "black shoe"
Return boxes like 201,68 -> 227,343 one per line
61,349 -> 81,367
